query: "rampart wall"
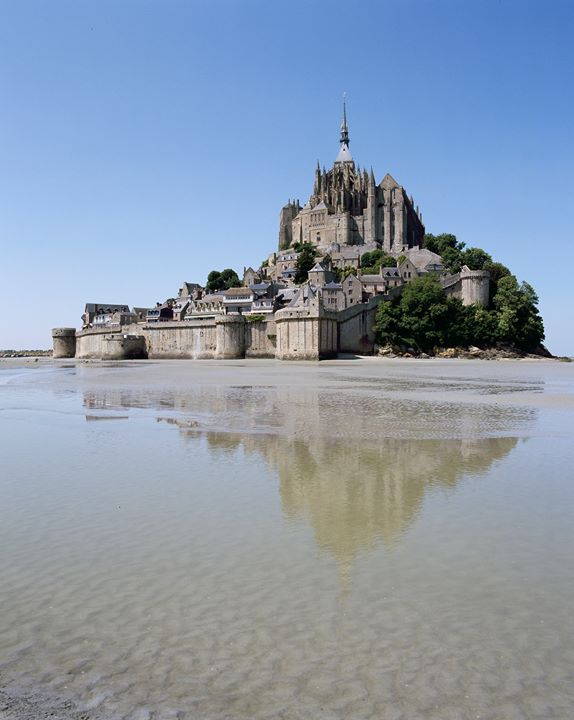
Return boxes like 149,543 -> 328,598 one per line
245,319 -> 277,358
337,295 -> 385,354
75,327 -> 147,359
145,319 -> 217,359
64,301 -> 384,362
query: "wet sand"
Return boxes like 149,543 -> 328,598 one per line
1,358 -> 573,719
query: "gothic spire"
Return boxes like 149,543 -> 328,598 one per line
335,93 -> 353,164
340,94 -> 349,147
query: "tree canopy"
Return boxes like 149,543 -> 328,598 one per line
493,276 -> 545,349
205,268 -> 241,292
360,249 -> 396,274
294,243 -> 318,284
374,272 -> 544,353
332,265 -> 358,281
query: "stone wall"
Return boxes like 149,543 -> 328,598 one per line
52,328 -> 77,358
441,268 -> 490,306
274,307 -> 338,360
245,319 -> 277,358
76,327 -> 147,359
60,300 -> 382,362
145,319 -> 217,359
337,296 -> 384,354
215,316 -> 245,359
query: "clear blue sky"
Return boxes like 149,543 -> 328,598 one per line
1,0 -> 573,354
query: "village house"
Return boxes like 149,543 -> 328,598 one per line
172,298 -> 191,321
275,249 -> 299,283
222,287 -> 254,315
342,273 -> 364,305
398,257 -> 419,282
242,267 -> 261,286
190,292 -> 225,317
82,303 -> 131,328
308,261 -> 337,286
321,282 -> 345,310
250,281 -> 285,314
132,307 -> 152,323
146,304 -> 174,322
177,282 -> 203,300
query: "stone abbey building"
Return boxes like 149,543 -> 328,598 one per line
278,101 -> 425,254
53,104 -> 490,362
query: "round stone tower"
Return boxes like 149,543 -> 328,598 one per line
52,328 -> 77,358
215,315 -> 246,359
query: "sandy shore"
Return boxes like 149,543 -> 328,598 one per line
0,687 -> 91,720
2,356 -> 573,720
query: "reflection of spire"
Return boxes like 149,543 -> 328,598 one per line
277,436 -> 519,580
156,415 -> 520,584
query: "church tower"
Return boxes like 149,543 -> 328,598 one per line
279,101 -> 425,253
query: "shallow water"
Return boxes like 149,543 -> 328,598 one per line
1,359 -> 573,719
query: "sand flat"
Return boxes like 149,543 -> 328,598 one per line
1,359 -> 573,719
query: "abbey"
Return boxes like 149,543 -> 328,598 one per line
53,104 -> 490,362
279,102 -> 425,254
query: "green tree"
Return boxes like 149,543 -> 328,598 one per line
375,274 -> 465,351
460,247 -> 493,270
205,268 -> 241,292
360,249 -> 396,273
483,260 -> 511,303
423,233 -> 465,273
463,304 -> 498,347
294,243 -> 318,284
493,275 -> 545,350
423,233 -> 464,255
332,265 -> 358,281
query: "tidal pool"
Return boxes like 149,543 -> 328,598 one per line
1,359 -> 573,719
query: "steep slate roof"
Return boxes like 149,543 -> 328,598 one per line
182,282 -> 202,292
224,287 -> 253,298
323,282 -> 343,290
198,293 -> 225,303
85,303 -> 130,313
277,288 -> 298,301
380,173 -> 400,189
250,282 -> 271,292
335,143 -> 353,163
287,284 -> 319,308
405,248 -> 443,270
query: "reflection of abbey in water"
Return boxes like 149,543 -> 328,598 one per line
205,432 -> 518,574
83,383 -> 522,573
